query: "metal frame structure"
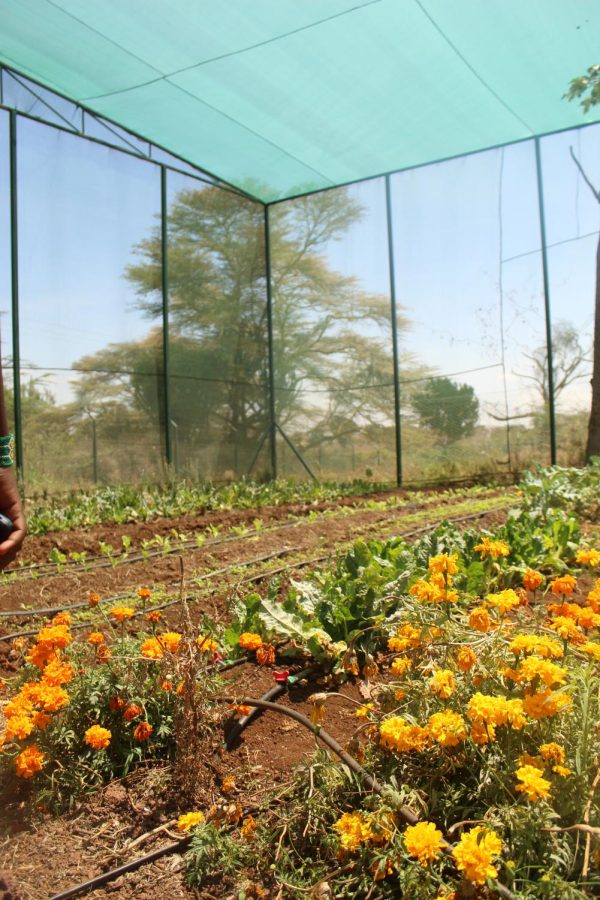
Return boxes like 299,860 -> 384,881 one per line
2,63 -> 593,486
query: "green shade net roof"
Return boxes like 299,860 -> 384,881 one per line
1,0 -> 599,203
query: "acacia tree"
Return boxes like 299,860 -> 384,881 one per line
73,185 -> 416,474
411,377 -> 479,445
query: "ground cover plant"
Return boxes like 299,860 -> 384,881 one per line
2,465 -> 600,897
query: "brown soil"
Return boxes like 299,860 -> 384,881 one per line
0,487 -> 516,899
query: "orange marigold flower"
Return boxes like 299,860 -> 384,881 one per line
88,591 -> 101,607
161,680 -> 173,692
388,624 -> 421,652
515,764 -> 551,802
15,745 -> 45,778
85,724 -> 112,750
133,721 -> 153,742
539,742 -> 566,765
110,606 -> 135,622
96,644 -> 111,663
469,605 -> 490,633
138,587 -> 152,600
239,632 -> 263,651
452,826 -> 502,884
404,821 -> 445,866
233,704 -> 252,717
256,643 -> 276,666
342,651 -> 360,676
123,704 -> 142,721
474,537 -> 510,559
32,710 -> 51,731
548,616 -> 583,643
455,646 -> 477,671
88,631 -> 105,646
145,610 -> 161,624
52,612 -> 71,626
5,714 -> 35,741
486,589 -> 521,616
222,775 -> 236,793
240,815 -> 258,841
550,575 -> 577,596
523,689 -> 572,720
523,569 -> 544,591
41,657 -> 75,686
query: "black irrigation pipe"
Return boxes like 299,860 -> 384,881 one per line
0,504 -> 511,643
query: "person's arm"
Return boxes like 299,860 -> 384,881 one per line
0,362 -> 26,568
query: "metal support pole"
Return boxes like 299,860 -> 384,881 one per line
385,175 -> 402,485
9,110 -> 23,472
264,206 -> 277,479
534,138 -> 557,465
160,166 -> 173,467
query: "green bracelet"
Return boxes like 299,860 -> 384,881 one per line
0,433 -> 15,468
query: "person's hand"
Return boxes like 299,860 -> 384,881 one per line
0,467 -> 26,569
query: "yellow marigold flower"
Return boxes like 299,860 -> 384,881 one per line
380,716 -> 429,753
576,549 -> 600,567
88,631 -> 105,646
110,606 -> 135,622
428,553 -> 459,576
390,656 -> 412,677
523,569 -> 544,591
133,721 -> 153,742
141,637 -> 163,659
404,821 -> 445,866
452,826 -> 502,884
466,693 -> 525,730
455,646 -> 476,671
581,641 -> 600,662
15,745 -> 45,778
240,815 -> 258,841
508,634 -> 563,659
540,742 -> 565,765
429,669 -> 456,699
388,624 -> 421,652
470,720 -> 495,744
157,632 -> 182,654
550,575 -> 577,596
239,632 -> 263,651
409,579 -> 441,603
334,811 -> 373,851
469,605 -> 490,633
474,537 -> 510,559
197,635 -> 218,653
85,724 -> 111,750
87,591 -> 101,607
138,587 -> 152,600
428,711 -> 467,747
355,703 -> 374,719
523,690 -> 572,720
552,765 -> 572,777
41,657 -> 75,686
548,616 -> 583,643
486,589 -> 521,616
515,764 -> 551,802
177,811 -> 205,832
516,657 -> 567,688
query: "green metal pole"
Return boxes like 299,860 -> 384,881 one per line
264,206 -> 277,479
9,110 -> 23,472
534,137 -> 557,465
160,166 -> 173,467
385,175 -> 402,485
